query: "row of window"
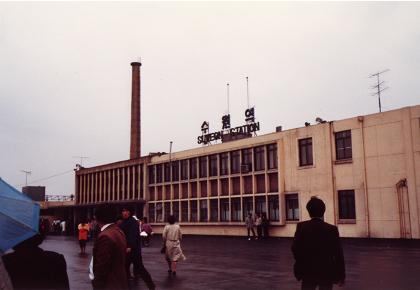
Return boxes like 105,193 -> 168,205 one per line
299,130 -> 352,166
148,189 -> 356,224
149,173 -> 279,200
148,195 -> 280,223
148,144 -> 278,184
285,190 -> 356,221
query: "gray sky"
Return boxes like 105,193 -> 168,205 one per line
1,2 -> 419,195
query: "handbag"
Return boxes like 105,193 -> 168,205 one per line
160,245 -> 166,254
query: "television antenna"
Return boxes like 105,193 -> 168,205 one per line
73,156 -> 89,167
369,69 -> 389,113
21,170 -> 31,186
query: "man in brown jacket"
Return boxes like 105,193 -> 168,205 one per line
92,207 -> 128,290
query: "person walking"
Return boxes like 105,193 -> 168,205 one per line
291,196 -> 345,290
162,215 -> 186,276
245,212 -> 256,240
3,234 -> 69,290
119,207 -> 155,289
78,219 -> 90,254
92,207 -> 128,290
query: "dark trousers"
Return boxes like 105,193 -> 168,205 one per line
256,225 -> 262,238
247,227 -> 256,238
126,250 -> 155,289
301,280 -> 333,290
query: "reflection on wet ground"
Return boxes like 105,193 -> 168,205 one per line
41,235 -> 420,290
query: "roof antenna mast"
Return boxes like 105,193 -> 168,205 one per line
246,76 -> 250,109
226,83 -> 230,114
369,69 -> 390,113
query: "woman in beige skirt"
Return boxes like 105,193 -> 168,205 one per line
162,215 -> 186,276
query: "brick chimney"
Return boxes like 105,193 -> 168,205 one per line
130,62 -> 141,159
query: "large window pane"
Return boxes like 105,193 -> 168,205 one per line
268,195 -> 279,221
220,199 -> 230,221
285,194 -> 299,221
338,190 -> 356,219
181,160 -> 188,180
231,198 -> 241,221
181,201 -> 188,222
299,138 -> 313,166
254,146 -> 265,171
200,200 -> 208,222
230,150 -> 240,174
209,154 -> 218,176
335,130 -> 352,160
220,152 -> 229,176
267,144 -> 278,169
199,156 -> 208,178
190,158 -> 198,179
210,199 -> 218,221
190,200 -> 198,222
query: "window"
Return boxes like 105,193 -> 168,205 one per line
148,166 -> 155,184
173,184 -> 179,199
148,203 -> 155,222
200,200 -> 208,222
190,200 -> 198,222
254,146 -> 265,171
210,199 -> 218,221
164,163 -> 171,182
231,198 -> 241,221
190,182 -> 197,198
156,164 -> 163,183
255,196 -> 266,215
172,202 -> 179,221
256,174 -> 265,193
242,148 -> 253,170
285,194 -> 299,221
299,138 -> 313,166
156,203 -> 163,222
164,185 -> 171,200
190,158 -> 197,179
164,202 -> 171,222
210,180 -> 218,196
230,150 -> 240,174
181,160 -> 188,180
199,156 -> 207,178
338,190 -> 356,219
243,197 -> 253,220
243,176 -> 253,194
267,144 -> 278,169
220,152 -> 229,176
209,154 -> 218,176
268,195 -> 279,221
220,199 -> 230,221
231,177 -> 240,195
181,183 -> 188,199
172,161 -> 179,181
220,179 -> 229,196
268,173 -> 278,192
200,180 -> 207,197
335,130 -> 352,160
181,201 -> 188,222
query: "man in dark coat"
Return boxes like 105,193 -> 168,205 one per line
92,207 -> 128,290
119,207 -> 155,289
2,233 -> 69,290
292,197 -> 345,290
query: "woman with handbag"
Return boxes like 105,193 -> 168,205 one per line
162,215 -> 186,276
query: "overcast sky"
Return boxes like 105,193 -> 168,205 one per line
0,2 -> 419,195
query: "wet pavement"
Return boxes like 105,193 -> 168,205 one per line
40,235 -> 420,290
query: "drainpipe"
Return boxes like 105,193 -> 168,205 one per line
358,116 -> 370,237
328,122 -> 337,224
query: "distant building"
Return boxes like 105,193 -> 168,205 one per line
75,104 -> 420,239
22,186 -> 45,202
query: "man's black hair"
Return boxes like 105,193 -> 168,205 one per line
167,215 -> 176,225
306,196 -> 326,218
95,207 -> 117,224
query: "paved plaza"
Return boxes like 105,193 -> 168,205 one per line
40,235 -> 420,290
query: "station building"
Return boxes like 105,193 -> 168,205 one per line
74,63 -> 420,239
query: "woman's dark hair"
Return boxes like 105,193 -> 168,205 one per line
306,196 -> 326,218
167,215 -> 176,225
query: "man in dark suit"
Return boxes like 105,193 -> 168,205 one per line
92,207 -> 128,290
2,233 -> 69,290
119,207 -> 155,289
292,197 -> 345,290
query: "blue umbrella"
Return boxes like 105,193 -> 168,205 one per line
0,177 -> 40,253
